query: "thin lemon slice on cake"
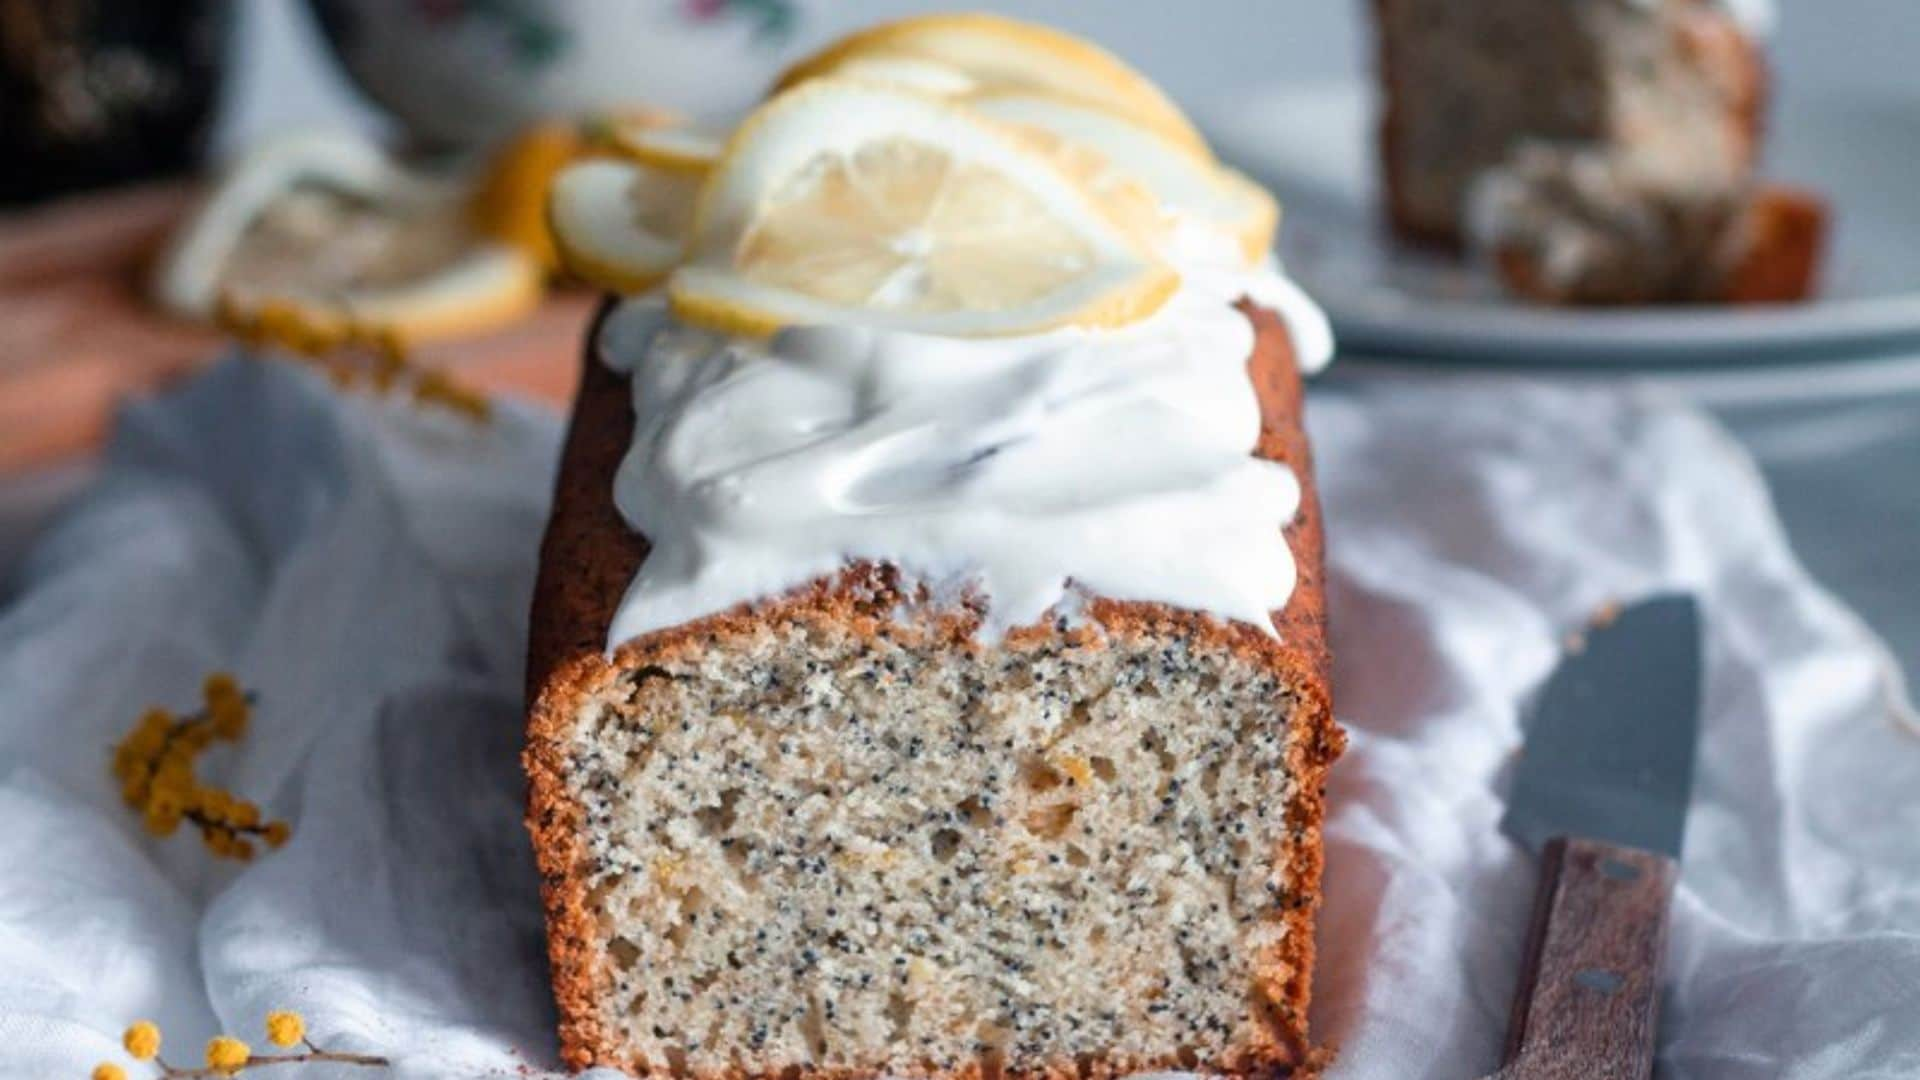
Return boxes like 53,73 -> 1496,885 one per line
772,13 -> 1210,160
667,80 -> 1177,338
826,54 -> 980,97
971,94 -> 1280,265
547,157 -> 704,293
1214,166 -> 1284,266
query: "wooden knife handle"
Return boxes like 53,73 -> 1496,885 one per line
1498,836 -> 1678,1080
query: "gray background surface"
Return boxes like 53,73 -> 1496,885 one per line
214,0 -> 1920,147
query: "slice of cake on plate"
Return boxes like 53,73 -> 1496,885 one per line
1371,0 -> 1825,305
524,15 -> 1344,1078
1469,143 -> 1828,306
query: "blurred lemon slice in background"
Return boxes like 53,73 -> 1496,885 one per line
156,130 -> 543,346
547,157 -> 703,294
468,118 -> 599,273
603,123 -> 725,176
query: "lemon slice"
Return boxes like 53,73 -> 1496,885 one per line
469,119 -> 589,272
1215,166 -> 1282,266
603,124 -> 725,176
827,54 -> 979,97
312,246 -> 544,342
547,158 -> 702,293
773,13 -> 1210,160
155,130 -> 543,343
971,94 -> 1279,265
993,124 -> 1172,256
668,80 -> 1177,338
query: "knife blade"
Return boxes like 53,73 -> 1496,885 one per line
1504,593 -> 1702,858
1488,594 -> 1704,1080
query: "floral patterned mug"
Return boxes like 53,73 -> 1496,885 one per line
307,0 -> 813,149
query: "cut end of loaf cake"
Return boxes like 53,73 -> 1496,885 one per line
528,578 -> 1335,1079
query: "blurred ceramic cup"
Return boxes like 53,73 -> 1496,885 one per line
306,0 -> 817,150
0,0 -> 232,204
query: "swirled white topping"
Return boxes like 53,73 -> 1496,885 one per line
597,246 -> 1332,650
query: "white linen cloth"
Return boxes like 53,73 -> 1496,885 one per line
1,357 -> 1915,1079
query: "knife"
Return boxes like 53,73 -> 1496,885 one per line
1489,595 -> 1703,1080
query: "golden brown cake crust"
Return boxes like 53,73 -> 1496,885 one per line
524,300 -> 1341,1079
1720,184 -> 1828,304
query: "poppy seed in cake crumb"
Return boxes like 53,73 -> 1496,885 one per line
548,618 -> 1328,1076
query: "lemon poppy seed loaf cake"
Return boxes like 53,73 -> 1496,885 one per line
526,299 -> 1338,1078
523,15 -> 1343,1078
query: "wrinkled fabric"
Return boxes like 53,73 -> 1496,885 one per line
0,359 -> 1913,1079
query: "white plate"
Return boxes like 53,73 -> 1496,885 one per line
1203,84 -> 1920,367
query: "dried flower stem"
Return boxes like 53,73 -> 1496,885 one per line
183,808 -> 282,848
215,296 -> 492,423
110,674 -> 291,860
104,1009 -> 384,1079
149,1043 -> 388,1076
